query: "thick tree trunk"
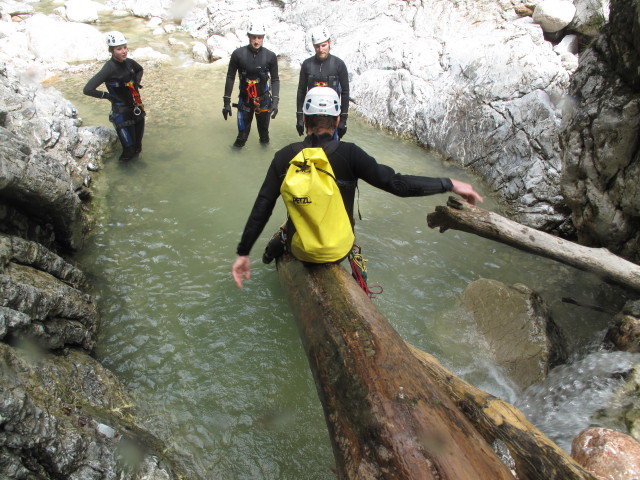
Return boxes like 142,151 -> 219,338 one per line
277,254 -> 598,480
278,254 -> 517,480
407,345 -> 598,480
427,197 -> 640,292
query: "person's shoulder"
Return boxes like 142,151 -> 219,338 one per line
336,141 -> 369,157
336,140 -> 358,150
276,142 -> 304,157
330,54 -> 347,65
272,142 -> 303,171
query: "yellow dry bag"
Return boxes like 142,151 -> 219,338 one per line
280,147 -> 354,263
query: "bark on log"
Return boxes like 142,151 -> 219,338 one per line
277,254 -> 598,480
427,197 -> 640,293
407,345 -> 598,480
278,255 -> 517,480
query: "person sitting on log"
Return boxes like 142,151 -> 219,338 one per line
231,87 -> 483,288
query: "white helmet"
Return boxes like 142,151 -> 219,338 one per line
247,21 -> 266,36
310,25 -> 330,45
303,87 -> 340,116
106,31 -> 127,47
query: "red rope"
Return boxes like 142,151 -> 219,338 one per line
348,247 -> 383,299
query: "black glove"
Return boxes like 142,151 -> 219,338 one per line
296,112 -> 304,136
222,98 -> 232,120
338,115 -> 348,138
270,98 -> 279,119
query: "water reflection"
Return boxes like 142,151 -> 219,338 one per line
53,41 -> 634,480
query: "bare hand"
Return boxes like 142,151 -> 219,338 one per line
450,179 -> 484,205
232,255 -> 251,288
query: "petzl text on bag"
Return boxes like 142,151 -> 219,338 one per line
280,147 -> 354,263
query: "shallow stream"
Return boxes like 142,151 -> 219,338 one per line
50,13 -> 637,479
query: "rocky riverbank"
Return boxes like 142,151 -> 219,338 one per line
0,0 -> 638,478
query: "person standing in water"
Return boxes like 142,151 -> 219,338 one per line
296,25 -> 349,139
83,31 -> 145,161
222,21 -> 280,148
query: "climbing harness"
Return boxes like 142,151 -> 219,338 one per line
246,79 -> 270,113
348,245 -> 383,299
125,81 -> 145,115
314,81 -> 328,87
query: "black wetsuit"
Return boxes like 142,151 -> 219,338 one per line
224,45 -> 280,146
236,133 -> 454,256
296,54 -> 349,136
83,57 -> 144,160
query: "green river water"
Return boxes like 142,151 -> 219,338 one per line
49,14 -> 631,479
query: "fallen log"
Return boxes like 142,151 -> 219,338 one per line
277,254 -> 515,479
426,197 -> 640,293
407,345 -> 597,480
277,254 -> 597,479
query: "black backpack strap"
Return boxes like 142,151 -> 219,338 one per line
322,139 -> 340,156
291,142 -> 304,156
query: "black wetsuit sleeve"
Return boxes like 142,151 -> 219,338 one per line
347,144 -> 454,197
236,157 -> 286,256
224,50 -> 240,98
268,51 -> 280,99
296,59 -> 310,112
83,61 -> 113,99
337,58 -> 349,115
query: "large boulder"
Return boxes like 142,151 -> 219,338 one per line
22,13 -> 106,63
56,0 -> 108,23
461,278 -> 568,390
533,0 -> 577,33
572,427 -> 640,479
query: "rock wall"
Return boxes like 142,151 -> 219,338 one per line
560,0 -> 640,262
0,4 -> 190,479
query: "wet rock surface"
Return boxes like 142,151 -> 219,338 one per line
572,427 -> 640,480
0,343 -> 186,479
605,300 -> 640,353
461,278 -> 568,390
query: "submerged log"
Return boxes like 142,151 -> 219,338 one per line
427,197 -> 640,293
277,254 -> 598,480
